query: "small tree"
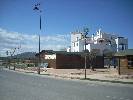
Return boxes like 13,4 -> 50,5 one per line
104,51 -> 115,68
89,50 -> 97,71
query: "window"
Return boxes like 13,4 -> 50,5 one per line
74,43 -> 75,47
77,43 -> 78,46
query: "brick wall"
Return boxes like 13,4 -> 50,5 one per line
39,53 -> 104,69
120,57 -> 133,75
56,54 -> 104,69
56,54 -> 83,69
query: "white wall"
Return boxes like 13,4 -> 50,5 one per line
79,40 -> 84,52
69,29 -> 128,54
86,43 -> 113,55
71,32 -> 83,52
45,54 -> 56,59
67,47 -> 71,52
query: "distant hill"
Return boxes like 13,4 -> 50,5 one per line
13,52 -> 36,59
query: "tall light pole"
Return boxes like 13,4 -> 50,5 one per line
83,27 -> 89,79
33,3 -> 42,74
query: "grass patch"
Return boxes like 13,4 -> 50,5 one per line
80,78 -> 133,84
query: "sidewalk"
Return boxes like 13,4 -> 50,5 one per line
14,67 -> 133,84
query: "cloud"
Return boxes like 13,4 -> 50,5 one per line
0,28 -> 70,56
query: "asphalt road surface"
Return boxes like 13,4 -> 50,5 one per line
0,69 -> 133,100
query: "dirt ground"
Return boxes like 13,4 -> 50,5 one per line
14,67 -> 133,82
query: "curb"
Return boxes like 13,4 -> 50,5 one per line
80,78 -> 133,84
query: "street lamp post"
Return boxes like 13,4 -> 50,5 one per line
83,28 -> 89,79
33,3 -> 42,74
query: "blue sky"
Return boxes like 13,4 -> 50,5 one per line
0,0 -> 133,56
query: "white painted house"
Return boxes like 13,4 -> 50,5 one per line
67,29 -> 128,55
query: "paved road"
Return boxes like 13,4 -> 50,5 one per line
0,70 -> 133,100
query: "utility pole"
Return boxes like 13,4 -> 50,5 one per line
33,3 -> 42,74
83,27 -> 89,79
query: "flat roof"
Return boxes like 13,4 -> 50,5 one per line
114,49 -> 133,57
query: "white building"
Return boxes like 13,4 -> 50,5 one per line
68,29 -> 128,55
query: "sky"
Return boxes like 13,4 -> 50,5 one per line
0,0 -> 133,56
